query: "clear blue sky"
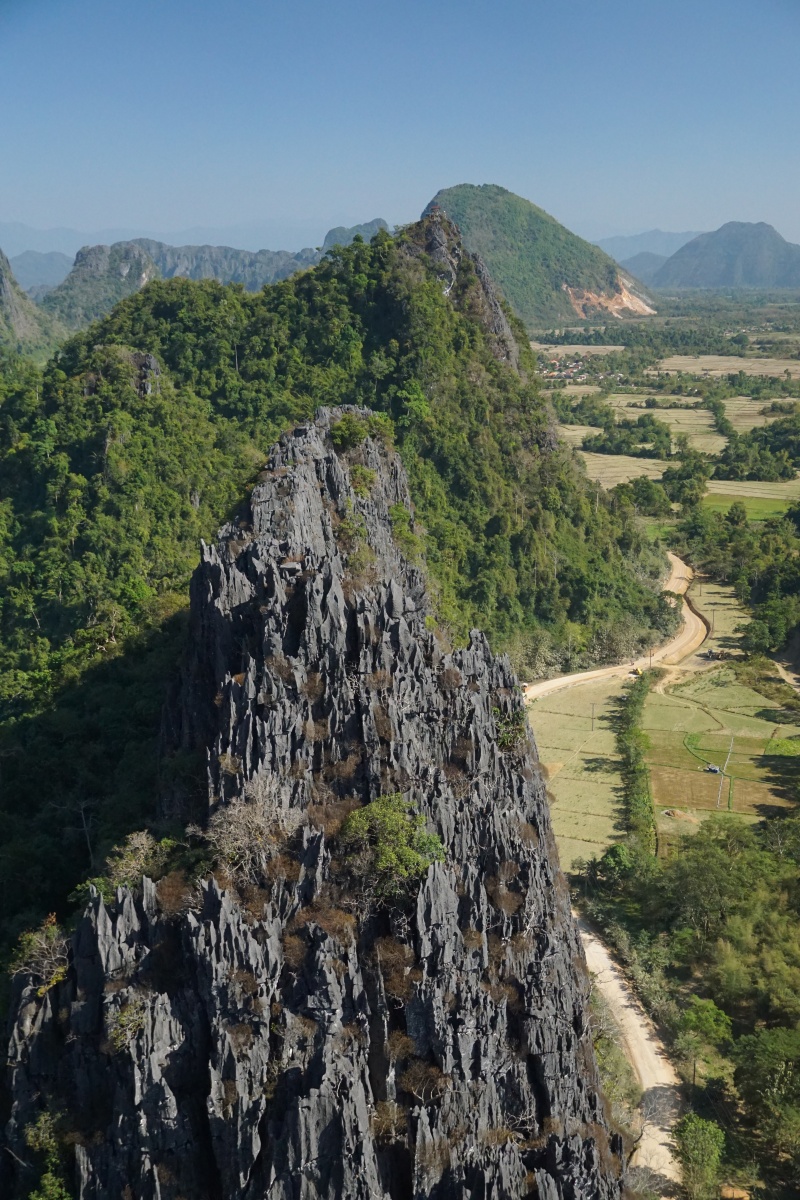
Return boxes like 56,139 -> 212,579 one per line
1,0 -> 799,248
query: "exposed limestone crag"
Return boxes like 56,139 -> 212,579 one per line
4,408 -> 623,1200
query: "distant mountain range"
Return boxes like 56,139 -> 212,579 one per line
424,184 -> 654,327
618,251 -> 669,285
34,219 -> 388,330
597,229 -> 705,263
650,222 -> 800,289
9,250 -> 73,292
0,249 -> 63,353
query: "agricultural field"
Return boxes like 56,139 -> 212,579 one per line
557,424 -> 595,447
657,354 -> 800,379
643,671 -> 800,849
575,451 -> 669,487
530,343 -> 624,356
529,678 -> 627,870
605,395 -> 725,454
705,476 -> 800,512
721,395 -> 788,432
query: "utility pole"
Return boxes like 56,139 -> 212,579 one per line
711,605 -> 716,636
591,703 -> 595,732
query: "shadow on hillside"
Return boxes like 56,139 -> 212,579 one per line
0,611 -> 203,955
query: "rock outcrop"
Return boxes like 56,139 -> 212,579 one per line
4,408 -> 623,1200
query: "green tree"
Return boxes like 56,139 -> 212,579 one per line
340,794 -> 444,899
673,1113 -> 724,1200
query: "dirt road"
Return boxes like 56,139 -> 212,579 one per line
580,918 -> 681,1185
524,553 -> 707,703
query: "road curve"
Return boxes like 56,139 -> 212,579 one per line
579,918 -> 681,1184
523,553 -> 707,703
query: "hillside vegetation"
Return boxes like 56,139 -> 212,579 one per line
0,216 -> 675,960
0,250 -> 63,356
423,183 -> 649,326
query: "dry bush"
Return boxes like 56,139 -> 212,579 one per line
450,735 -> 473,767
300,672 -> 324,702
462,927 -> 484,951
232,672 -> 246,686
189,796 -> 292,884
156,870 -> 194,915
307,794 -> 360,838
487,934 -> 507,967
371,1100 -> 407,1145
372,703 -> 392,742
293,903 -> 356,945
510,931 -> 530,956
438,667 -> 463,691
231,968 -> 259,997
303,717 -> 329,742
229,1023 -> 254,1052
265,853 -> 301,883
328,751 -> 362,781
517,820 -> 539,848
365,669 -> 392,690
11,913 -> 69,995
481,1127 -> 518,1147
442,762 -> 470,800
282,934 -> 307,971
498,861 -> 519,882
222,1078 -> 238,1113
398,1060 -> 449,1104
387,1030 -> 416,1061
375,936 -> 415,1001
239,883 -> 270,920
265,654 -> 295,685
217,752 -> 242,777
416,1138 -> 451,1172
496,891 -> 524,916
481,980 -> 523,1011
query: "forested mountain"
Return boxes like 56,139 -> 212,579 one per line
0,249 -> 62,354
424,184 -> 655,326
33,220 -> 390,330
654,221 -> 800,289
0,213 -> 674,963
619,250 -> 668,284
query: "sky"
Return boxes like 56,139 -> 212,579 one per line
1,0 -> 800,251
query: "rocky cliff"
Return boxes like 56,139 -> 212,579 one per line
0,248 -> 61,352
4,408 -> 623,1200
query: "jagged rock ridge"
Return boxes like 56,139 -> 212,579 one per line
4,409 -> 623,1200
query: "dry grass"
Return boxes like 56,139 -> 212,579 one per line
371,1101 -> 407,1144
576,451 -> 670,487
658,354 -> 800,379
375,936 -> 415,1001
307,794 -> 360,838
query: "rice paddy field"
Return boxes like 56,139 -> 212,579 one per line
528,678 -> 627,870
530,343 -> 625,356
604,395 -> 726,454
575,451 -> 670,486
721,395 -> 787,432
530,576 -> 799,868
658,354 -> 800,379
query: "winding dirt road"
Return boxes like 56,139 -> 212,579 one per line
523,553 -> 707,703
580,920 -> 681,1187
523,554 -> 708,1190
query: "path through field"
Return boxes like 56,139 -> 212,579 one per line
525,553 -> 707,1192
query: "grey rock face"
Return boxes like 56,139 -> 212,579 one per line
4,409 -> 622,1199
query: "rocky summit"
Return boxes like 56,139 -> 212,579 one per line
4,408 -> 623,1200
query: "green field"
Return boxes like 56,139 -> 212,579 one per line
575,450 -> 670,487
529,678 -> 627,870
642,641 -> 800,845
702,493 -> 793,520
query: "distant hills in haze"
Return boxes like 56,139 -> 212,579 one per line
597,229 -> 704,263
424,184 -> 654,326
651,222 -> 800,289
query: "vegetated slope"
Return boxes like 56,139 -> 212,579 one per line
654,221 -> 800,289
8,249 -> 72,292
619,251 -> 668,285
39,222 -> 391,331
40,241 -> 159,328
2,407 -> 625,1200
0,250 -> 63,354
424,183 -> 655,326
0,213 -> 675,964
597,229 -> 704,262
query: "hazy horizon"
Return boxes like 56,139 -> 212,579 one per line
2,0 -> 799,250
